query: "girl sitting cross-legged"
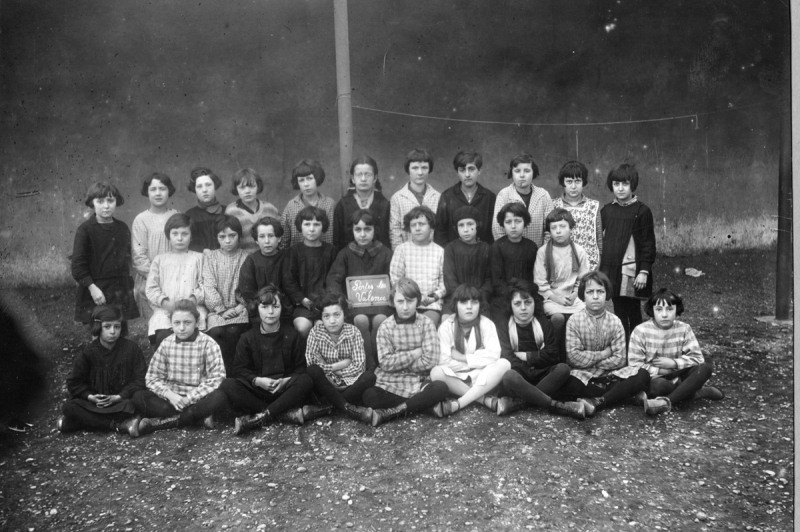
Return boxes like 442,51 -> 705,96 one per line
429,284 -> 509,417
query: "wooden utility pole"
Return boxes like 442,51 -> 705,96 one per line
333,0 -> 353,196
775,75 -> 792,320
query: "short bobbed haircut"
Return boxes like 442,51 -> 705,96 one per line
85,182 -> 124,207
507,153 -> 540,179
496,202 -> 531,227
645,288 -> 685,317
294,205 -> 330,233
164,213 -> 192,238
231,168 -> 264,195
505,278 -> 544,316
188,167 -> 222,192
449,284 -> 484,314
215,215 -> 243,240
578,271 -> 613,301
257,284 -> 283,307
391,277 -> 421,304
453,151 -> 483,171
404,148 -> 434,173
545,208 -> 575,230
349,155 -> 382,191
250,216 -> 284,241
349,209 -> 378,231
292,159 -> 326,189
558,161 -> 589,187
402,205 -> 436,232
141,172 -> 176,197
90,305 -> 128,338
314,291 -> 350,317
171,299 -> 200,321
606,163 -> 639,192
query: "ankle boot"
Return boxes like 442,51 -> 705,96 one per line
303,404 -> 334,422
57,415 -> 82,433
233,411 -> 269,436
343,403 -> 373,424
496,397 -> 527,416
431,400 -> 458,418
112,416 -> 141,437
138,415 -> 180,435
645,397 -> 672,416
551,401 -> 586,420
693,386 -> 724,401
371,403 -> 408,427
578,397 -> 603,417
279,408 -> 305,425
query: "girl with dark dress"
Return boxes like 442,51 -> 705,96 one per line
58,305 -> 146,436
442,206 -> 492,321
185,167 -> 227,253
332,156 -> 392,251
71,182 -> 138,324
489,202 -> 538,321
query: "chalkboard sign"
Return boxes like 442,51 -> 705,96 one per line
345,275 -> 391,308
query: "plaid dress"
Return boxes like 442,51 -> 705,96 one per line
566,308 -> 638,385
146,331 -> 226,405
374,314 -> 441,397
305,323 -> 366,387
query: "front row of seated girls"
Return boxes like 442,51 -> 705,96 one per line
58,275 -> 723,436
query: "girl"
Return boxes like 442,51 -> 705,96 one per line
552,161 -> 603,271
185,167 -> 226,253
58,305 -> 146,436
282,206 -> 337,338
238,217 -> 293,323
442,206 -> 492,320
361,278 -> 450,426
145,213 -> 206,349
202,216 -> 250,375
495,279 -> 586,419
332,156 -> 392,251
224,168 -> 280,253
281,159 -> 337,249
72,182 -> 138,324
534,208 -> 590,358
489,202 -> 539,321
389,206 -> 446,328
429,284 -> 509,417
389,148 -> 441,248
628,288 -> 724,416
220,285 -> 326,436
326,209 -> 393,369
491,153 -> 553,246
599,164 -> 656,340
135,299 -> 228,436
305,292 -> 377,424
131,172 -> 178,321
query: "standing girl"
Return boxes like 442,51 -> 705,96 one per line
131,172 -> 178,321
58,305 -> 146,436
72,182 -> 139,324
491,153 -> 553,246
185,167 -> 226,253
332,155 -> 392,251
281,159 -> 337,249
224,168 -> 280,253
551,161 -> 603,271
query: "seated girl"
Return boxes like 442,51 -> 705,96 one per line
489,202 -> 538,321
361,278 -> 450,426
220,285 -> 329,436
628,288 -> 724,416
429,284 -> 508,417
238,217 -> 293,323
442,206 -> 492,321
134,300 -> 228,436
389,206 -> 446,328
145,213 -> 207,349
224,168 -> 280,253
495,279 -> 586,419
534,208 -> 590,358
58,305 -> 146,436
563,271 -> 650,416
202,215 -> 250,375
305,292 -> 377,424
326,209 -> 393,369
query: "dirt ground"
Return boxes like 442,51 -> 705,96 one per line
0,248 -> 792,532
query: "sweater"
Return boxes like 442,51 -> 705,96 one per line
225,199 -> 280,253
627,319 -> 704,377
332,190 -> 392,251
435,182 -> 496,246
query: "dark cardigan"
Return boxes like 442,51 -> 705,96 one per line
599,201 -> 656,298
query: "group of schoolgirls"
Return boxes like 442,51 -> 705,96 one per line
60,150 -> 723,438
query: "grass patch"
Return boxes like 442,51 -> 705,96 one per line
656,214 -> 777,256
0,248 -> 72,288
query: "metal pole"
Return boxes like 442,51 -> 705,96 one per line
333,0 -> 353,197
775,51 -> 792,320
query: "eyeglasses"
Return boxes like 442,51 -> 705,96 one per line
354,172 -> 375,179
